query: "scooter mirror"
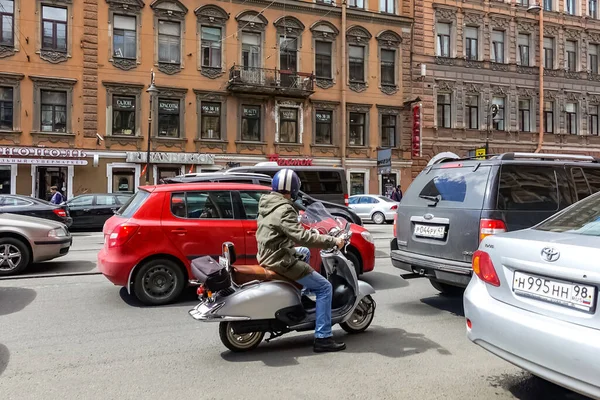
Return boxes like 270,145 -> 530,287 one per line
221,242 -> 237,265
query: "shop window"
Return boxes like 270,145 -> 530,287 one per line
157,98 -> 180,138
0,0 -> 14,47
349,112 -> 366,146
241,105 -> 260,141
158,20 -> 181,65
0,86 -> 13,130
113,14 -> 136,60
315,110 -> 332,145
200,102 -> 221,139
157,167 -> 181,183
113,169 -> 134,193
40,90 -> 67,133
278,107 -> 298,143
42,5 -> 67,52
0,165 -> 11,194
350,172 -> 365,195
112,95 -> 135,135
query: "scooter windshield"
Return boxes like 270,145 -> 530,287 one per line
300,202 -> 346,232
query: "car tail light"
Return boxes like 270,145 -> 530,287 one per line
344,194 -> 349,207
472,250 -> 500,287
390,205 -> 398,210
393,214 -> 397,238
466,319 -> 472,329
53,208 -> 67,218
479,219 -> 506,242
107,223 -> 140,248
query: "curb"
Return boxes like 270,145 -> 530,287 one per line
0,271 -> 102,281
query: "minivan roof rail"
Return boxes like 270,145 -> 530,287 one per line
497,152 -> 599,162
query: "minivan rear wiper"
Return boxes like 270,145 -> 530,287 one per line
419,194 -> 441,206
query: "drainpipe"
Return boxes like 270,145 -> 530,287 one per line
535,7 -> 544,153
341,0 -> 347,168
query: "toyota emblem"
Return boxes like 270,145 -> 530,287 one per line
541,247 -> 560,262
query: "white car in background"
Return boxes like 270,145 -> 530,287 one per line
348,194 -> 398,224
464,192 -> 600,399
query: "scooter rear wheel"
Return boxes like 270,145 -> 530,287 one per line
219,322 -> 265,352
340,295 -> 375,334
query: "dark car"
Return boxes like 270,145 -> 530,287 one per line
66,193 -> 132,230
0,194 -> 72,227
391,152 -> 600,295
161,172 -> 362,226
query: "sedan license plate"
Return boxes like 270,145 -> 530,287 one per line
513,271 -> 596,312
414,224 -> 445,239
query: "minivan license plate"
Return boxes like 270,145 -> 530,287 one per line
414,224 -> 445,239
513,271 -> 596,312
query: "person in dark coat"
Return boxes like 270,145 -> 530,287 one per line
390,185 -> 403,202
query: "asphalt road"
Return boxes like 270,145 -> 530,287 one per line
0,225 -> 591,400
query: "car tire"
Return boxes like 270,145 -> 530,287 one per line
372,212 -> 385,225
344,248 -> 362,276
133,259 -> 185,306
429,279 -> 465,296
0,237 -> 31,276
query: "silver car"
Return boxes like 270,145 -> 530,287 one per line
0,213 -> 71,276
348,195 -> 398,224
464,192 -> 600,399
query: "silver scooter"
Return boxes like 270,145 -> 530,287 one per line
188,202 -> 376,352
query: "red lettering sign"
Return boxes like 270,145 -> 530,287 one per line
412,104 -> 422,158
267,154 -> 313,166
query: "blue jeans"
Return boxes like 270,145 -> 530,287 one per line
295,246 -> 310,263
296,270 -> 333,339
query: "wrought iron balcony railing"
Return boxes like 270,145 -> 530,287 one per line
228,65 -> 315,98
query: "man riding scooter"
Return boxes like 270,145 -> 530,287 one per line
256,168 -> 347,353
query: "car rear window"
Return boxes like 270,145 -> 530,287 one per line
535,192 -> 600,236
497,165 -> 560,211
117,190 -> 150,218
401,165 -> 491,209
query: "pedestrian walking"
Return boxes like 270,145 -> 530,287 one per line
49,186 -> 64,204
390,185 -> 403,202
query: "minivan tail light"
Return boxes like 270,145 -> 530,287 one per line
393,213 -> 397,238
53,208 -> 67,218
479,219 -> 506,242
390,205 -> 398,210
472,250 -> 500,287
108,223 -> 140,248
344,194 -> 349,207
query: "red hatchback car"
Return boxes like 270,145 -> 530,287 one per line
98,183 -> 375,305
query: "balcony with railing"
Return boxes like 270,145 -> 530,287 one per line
228,65 -> 315,98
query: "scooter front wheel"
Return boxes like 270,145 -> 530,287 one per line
340,295 -> 375,334
219,322 -> 265,352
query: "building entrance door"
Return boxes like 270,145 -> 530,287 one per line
381,173 -> 397,197
36,166 -> 68,201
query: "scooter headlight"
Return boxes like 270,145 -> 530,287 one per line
361,231 -> 374,244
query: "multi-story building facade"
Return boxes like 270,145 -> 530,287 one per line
0,0 -> 413,200
412,0 -> 600,176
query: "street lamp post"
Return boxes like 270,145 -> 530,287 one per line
527,3 -> 544,153
145,70 -> 159,185
486,102 -> 499,155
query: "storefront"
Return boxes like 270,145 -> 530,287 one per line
124,151 -> 216,186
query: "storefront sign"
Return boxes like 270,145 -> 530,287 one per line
126,152 -> 215,165
412,103 -> 422,158
268,154 -> 313,166
201,104 -> 220,115
0,157 -> 88,165
243,106 -> 259,118
159,100 -> 179,113
377,148 -> 392,175
114,96 -> 135,110
0,147 -> 87,158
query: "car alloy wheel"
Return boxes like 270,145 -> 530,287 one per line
0,244 -> 22,272
372,212 -> 385,225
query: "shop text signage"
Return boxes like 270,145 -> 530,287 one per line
159,100 -> 179,113
0,147 -> 87,158
377,148 -> 392,175
201,104 -> 220,115
114,96 -> 135,110
126,152 -> 215,165
0,157 -> 88,166
268,154 -> 313,166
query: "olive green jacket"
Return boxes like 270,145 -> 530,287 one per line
256,192 -> 336,280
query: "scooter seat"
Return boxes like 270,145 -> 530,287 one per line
231,265 -> 303,289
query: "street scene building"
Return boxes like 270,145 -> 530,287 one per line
0,0 -> 415,199
412,0 -> 600,176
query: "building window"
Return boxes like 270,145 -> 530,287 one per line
590,105 -> 599,135
492,30 -> 504,63
492,97 -> 505,131
279,36 -> 298,72
200,102 -> 221,139
0,0 -> 13,46
279,108 -> 298,143
315,110 -> 332,145
42,5 -> 67,52
40,90 -> 67,133
157,98 -> 180,137
0,87 -> 12,130
566,0 -> 576,14
349,112 -> 366,146
543,37 -> 554,69
379,0 -> 395,13
544,101 -> 554,133
591,0 -> 598,18
465,27 -> 478,60
349,45 -> 365,82
349,172 -> 365,195
242,32 -> 261,68
158,20 -> 181,64
201,26 -> 221,69
437,93 -> 451,128
381,114 -> 396,147
518,0 -> 529,5
348,0 -> 364,8
436,23 -> 450,57
112,96 -> 135,135
519,99 -> 531,132
566,102 -> 577,134
466,95 -> 479,130
113,15 -> 136,60
518,33 -> 530,66
241,105 -> 260,141
590,44 -> 598,74
544,0 -> 553,10
315,41 -> 332,79
566,40 -> 577,71
380,49 -> 395,86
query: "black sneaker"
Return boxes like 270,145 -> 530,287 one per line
313,337 -> 346,353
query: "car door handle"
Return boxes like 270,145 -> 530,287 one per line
246,230 -> 256,235
171,228 -> 187,235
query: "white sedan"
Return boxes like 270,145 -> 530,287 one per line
464,192 -> 600,399
348,194 -> 398,224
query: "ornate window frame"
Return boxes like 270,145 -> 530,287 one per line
275,99 -> 303,144
153,85 -> 188,140
274,16 -> 304,73
310,21 -> 339,90
0,72 -> 24,133
434,7 -> 457,59
106,0 -> 145,71
36,0 -> 73,64
377,105 -> 400,148
0,0 -> 20,59
346,25 -> 372,93
194,90 -> 227,143
237,99 -> 266,143
151,0 -> 188,75
102,81 -> 144,137
195,5 -> 228,79
29,75 -> 76,138
433,79 -> 456,129
376,30 -> 402,95
346,102 -> 372,147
